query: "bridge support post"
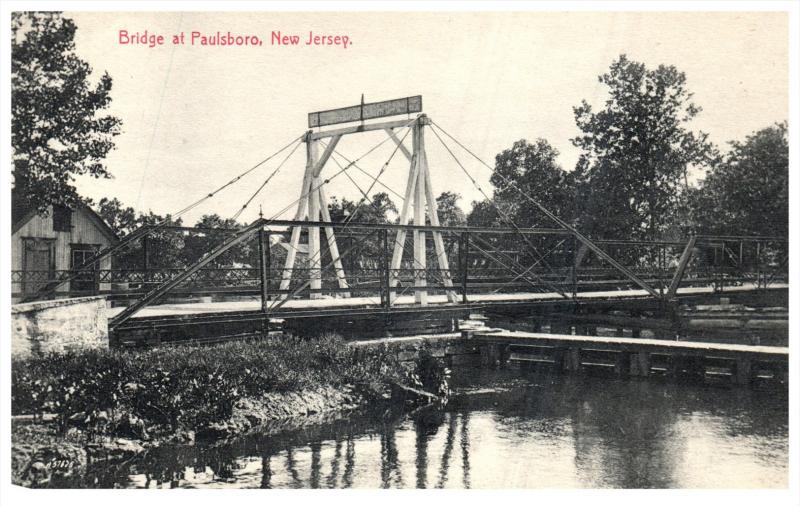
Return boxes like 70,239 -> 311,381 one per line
142,235 -> 150,271
460,232 -> 469,304
566,347 -> 582,373
631,351 -> 650,377
734,357 -> 753,386
668,354 -> 684,379
615,352 -> 630,377
481,343 -> 504,367
259,229 -> 271,314
687,356 -> 706,381
381,228 -> 390,309
413,120 -> 427,305
570,240 -> 587,299
308,172 -> 322,299
281,132 -> 316,296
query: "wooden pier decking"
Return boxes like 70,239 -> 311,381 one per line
472,329 -> 789,385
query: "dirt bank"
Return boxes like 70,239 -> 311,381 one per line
12,384 -> 376,488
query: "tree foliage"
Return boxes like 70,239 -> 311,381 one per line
466,139 -> 575,230
688,123 -> 788,238
572,55 -> 716,240
12,12 -> 122,214
436,191 -> 467,226
324,193 -> 398,266
491,139 -> 576,228
327,192 -> 398,224
95,198 -> 185,270
182,214 -> 256,268
96,197 -> 138,236
466,199 -> 501,228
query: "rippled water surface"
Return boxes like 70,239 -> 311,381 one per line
77,369 -> 788,489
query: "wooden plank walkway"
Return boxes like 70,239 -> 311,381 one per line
109,282 -> 787,320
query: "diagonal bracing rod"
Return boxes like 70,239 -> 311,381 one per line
268,229 -> 380,313
431,121 -> 661,299
111,218 -> 267,328
23,225 -> 154,303
509,194 -> 661,298
471,235 -> 569,298
666,236 -> 697,298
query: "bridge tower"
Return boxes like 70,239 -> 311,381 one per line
279,96 -> 457,304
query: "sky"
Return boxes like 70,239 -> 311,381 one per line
62,10 -> 789,226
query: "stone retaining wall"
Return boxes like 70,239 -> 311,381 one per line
351,332 -> 482,366
11,296 -> 109,359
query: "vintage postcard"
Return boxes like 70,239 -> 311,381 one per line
2,1 -> 797,503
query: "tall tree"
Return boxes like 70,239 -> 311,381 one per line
182,214 -> 256,267
96,197 -> 138,236
689,123 -> 788,238
572,55 -> 716,240
12,12 -> 121,214
491,139 -> 576,228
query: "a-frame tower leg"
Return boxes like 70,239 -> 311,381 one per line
389,129 -> 420,302
280,138 -> 315,293
388,116 -> 457,305
319,184 -> 350,297
420,133 -> 457,302
280,132 -> 350,299
413,124 -> 427,305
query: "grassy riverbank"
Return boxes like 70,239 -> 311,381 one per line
12,335 -> 408,439
12,335 -> 451,486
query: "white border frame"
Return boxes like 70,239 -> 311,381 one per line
1,2 -> 797,505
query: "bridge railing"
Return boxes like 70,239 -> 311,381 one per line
14,222 -> 787,324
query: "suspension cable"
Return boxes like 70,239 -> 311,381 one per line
232,138 -> 303,222
431,120 -> 661,298
26,135 -> 305,302
427,124 -> 567,297
269,122 -> 458,307
272,126 -> 414,306
331,126 -> 411,226
328,127 -> 456,301
167,134 -> 304,223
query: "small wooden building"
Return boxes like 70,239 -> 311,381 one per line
12,194 -> 118,301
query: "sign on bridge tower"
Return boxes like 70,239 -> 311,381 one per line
279,96 -> 457,304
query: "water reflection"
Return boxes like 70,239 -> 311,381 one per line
69,369 -> 788,489
460,413 -> 471,488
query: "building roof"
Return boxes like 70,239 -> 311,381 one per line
11,190 -> 119,242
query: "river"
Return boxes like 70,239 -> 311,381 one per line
71,366 -> 788,489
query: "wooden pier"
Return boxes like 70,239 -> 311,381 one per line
472,329 -> 788,385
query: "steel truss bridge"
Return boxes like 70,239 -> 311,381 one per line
14,96 -> 788,345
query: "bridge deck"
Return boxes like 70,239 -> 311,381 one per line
108,282 -> 785,320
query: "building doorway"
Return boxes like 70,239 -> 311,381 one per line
70,244 -> 99,294
22,238 -> 55,296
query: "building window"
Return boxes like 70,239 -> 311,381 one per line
53,205 -> 72,232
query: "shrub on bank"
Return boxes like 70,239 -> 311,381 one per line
12,335 -> 405,437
